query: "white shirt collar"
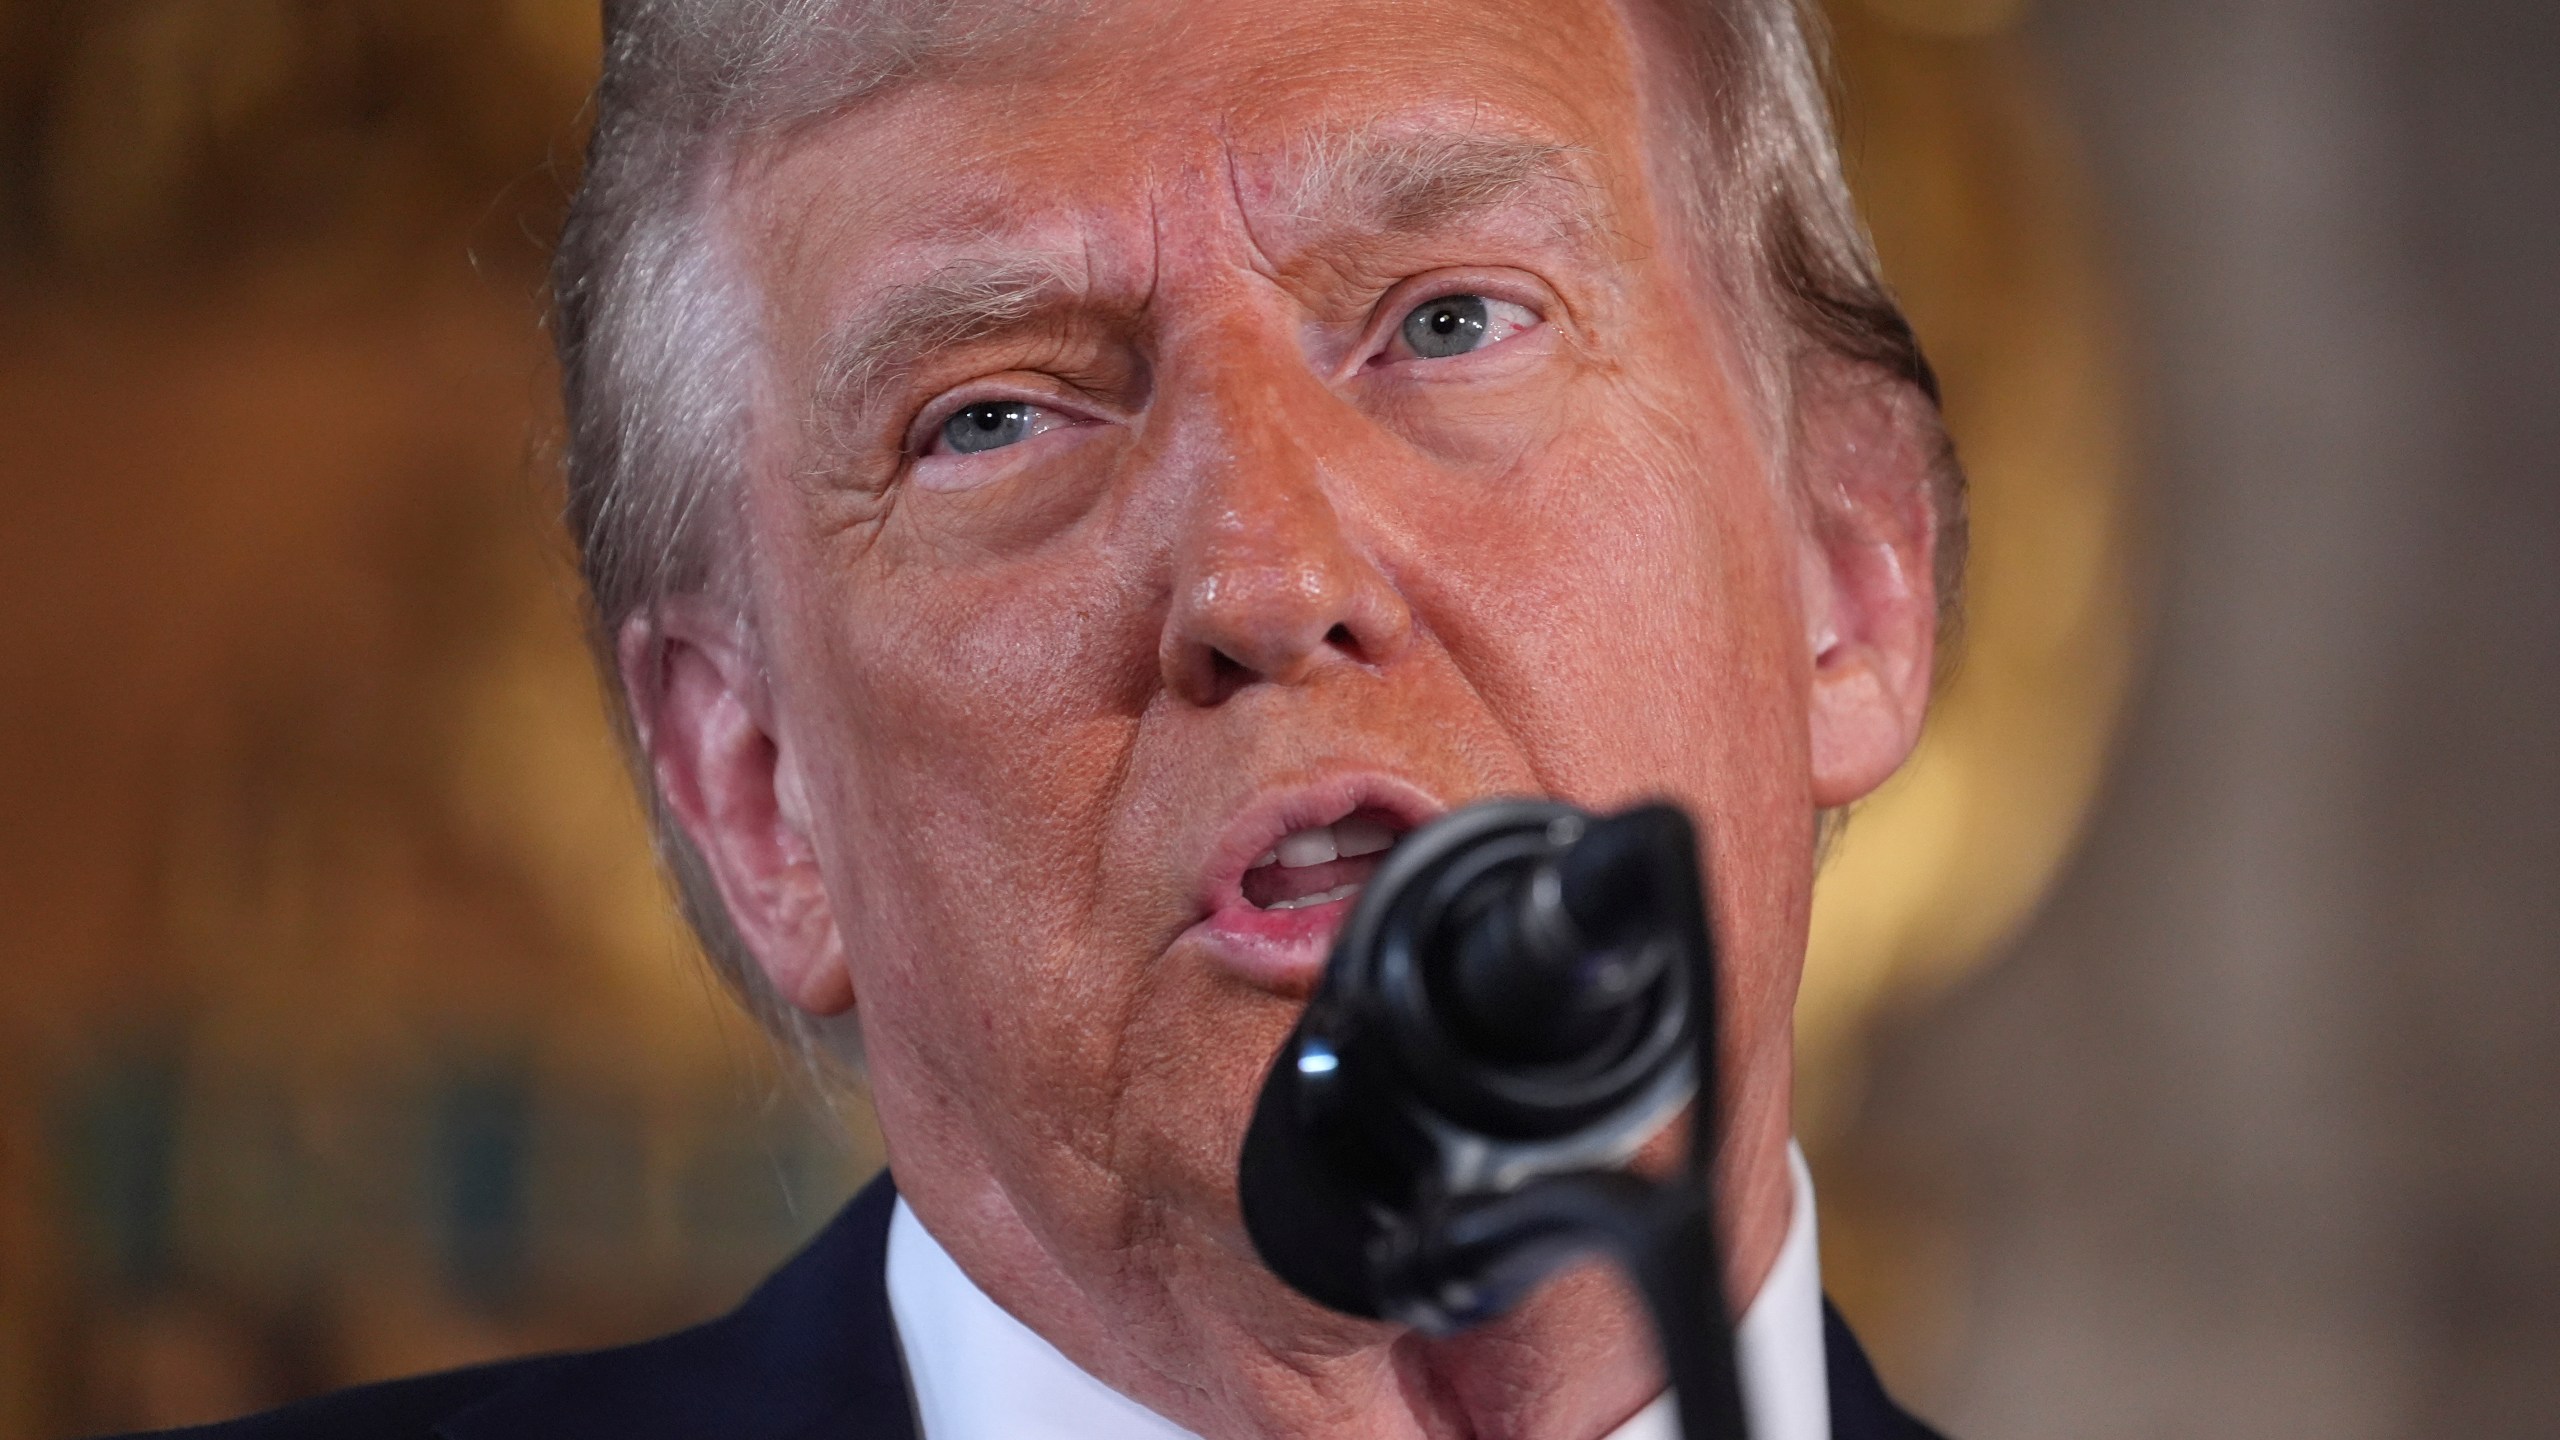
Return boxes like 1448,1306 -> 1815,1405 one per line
886,1143 -> 1829,1440
1603,1143 -> 1830,1440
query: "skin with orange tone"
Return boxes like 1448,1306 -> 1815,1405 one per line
622,0 -> 1942,1436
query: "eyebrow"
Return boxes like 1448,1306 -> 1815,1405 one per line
805,131 -> 1602,424
809,251 -> 1087,428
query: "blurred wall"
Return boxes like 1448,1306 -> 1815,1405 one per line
1849,1 -> 2560,1436
0,5 -> 878,1433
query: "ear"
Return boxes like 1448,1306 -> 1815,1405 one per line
618,600 -> 855,1016
1795,371 -> 1945,810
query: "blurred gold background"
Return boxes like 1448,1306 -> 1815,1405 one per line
0,0 -> 2145,1432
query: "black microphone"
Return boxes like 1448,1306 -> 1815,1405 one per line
1237,798 -> 1748,1440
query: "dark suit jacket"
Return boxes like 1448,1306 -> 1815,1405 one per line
125,1174 -> 1944,1439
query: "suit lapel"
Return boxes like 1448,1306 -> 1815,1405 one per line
1823,1299 -> 1947,1440
438,1173 -> 919,1440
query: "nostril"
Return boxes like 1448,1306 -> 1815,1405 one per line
1165,591 -> 1397,705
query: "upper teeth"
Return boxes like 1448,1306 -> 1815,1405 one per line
1258,816 -> 1398,870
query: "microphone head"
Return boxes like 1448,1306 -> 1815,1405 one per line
1238,799 -> 1709,1327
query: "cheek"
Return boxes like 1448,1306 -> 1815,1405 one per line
761,514 -> 1163,1125
1417,419 -> 1805,800
1407,407 -> 1816,1023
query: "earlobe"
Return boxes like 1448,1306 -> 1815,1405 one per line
767,743 -> 856,1015
1797,372 -> 1944,810
618,605 -> 856,1017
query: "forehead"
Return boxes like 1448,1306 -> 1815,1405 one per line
1072,0 -> 1642,142
738,0 -> 1660,287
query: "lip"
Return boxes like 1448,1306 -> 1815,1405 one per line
1180,770 -> 1449,998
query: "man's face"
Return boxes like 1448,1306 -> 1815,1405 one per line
680,0 -> 1922,1334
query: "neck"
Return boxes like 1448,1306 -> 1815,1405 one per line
913,1100 -> 1797,1440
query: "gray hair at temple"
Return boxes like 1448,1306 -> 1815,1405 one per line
549,0 -> 1967,1055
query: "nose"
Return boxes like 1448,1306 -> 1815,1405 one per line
1154,345 -> 1414,707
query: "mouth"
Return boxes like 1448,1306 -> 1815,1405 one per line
1184,776 -> 1441,996
1239,811 -> 1402,911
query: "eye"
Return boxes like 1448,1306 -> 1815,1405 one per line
1392,293 -> 1540,361
931,400 -> 1064,456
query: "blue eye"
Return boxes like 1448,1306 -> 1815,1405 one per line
1401,295 -> 1492,359
940,401 -> 1041,455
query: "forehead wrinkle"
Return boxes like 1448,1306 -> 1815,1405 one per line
1263,126 -> 1606,246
